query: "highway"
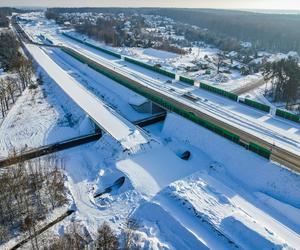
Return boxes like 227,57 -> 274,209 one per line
9,17 -> 300,250
13,20 -> 300,171
57,44 -> 300,172
58,36 -> 300,151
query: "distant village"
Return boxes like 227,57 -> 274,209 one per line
44,10 -> 299,86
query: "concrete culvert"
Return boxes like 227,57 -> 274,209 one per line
180,151 -> 191,160
94,176 -> 126,198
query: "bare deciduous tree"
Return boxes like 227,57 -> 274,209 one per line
122,218 -> 140,250
95,222 -> 119,250
0,153 -> 67,246
15,57 -> 34,91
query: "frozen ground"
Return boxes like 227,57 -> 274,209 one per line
1,12 -> 300,249
128,114 -> 300,249
0,69 -> 86,158
2,51 -> 299,249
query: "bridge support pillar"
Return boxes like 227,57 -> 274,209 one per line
130,100 -> 165,114
150,102 -> 165,114
79,115 -> 101,134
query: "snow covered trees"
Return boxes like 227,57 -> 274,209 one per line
0,8 -> 12,28
0,71 -> 33,119
0,77 -> 19,118
263,57 -> 300,108
0,32 -> 20,71
0,155 -> 67,246
42,218 -> 140,250
45,222 -> 90,250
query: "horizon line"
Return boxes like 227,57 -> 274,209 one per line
3,6 -> 300,12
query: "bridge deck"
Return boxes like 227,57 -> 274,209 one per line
26,44 -> 149,150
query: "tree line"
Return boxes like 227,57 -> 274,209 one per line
0,152 -> 142,249
263,57 -> 300,109
0,8 -> 11,27
46,8 -> 300,54
0,7 -> 30,27
43,218 -> 140,250
139,8 -> 300,54
0,32 -> 35,119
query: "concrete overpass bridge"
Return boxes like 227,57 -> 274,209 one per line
26,44 -> 150,153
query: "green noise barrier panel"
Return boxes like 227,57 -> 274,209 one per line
124,56 -> 176,79
179,76 -> 194,85
275,109 -> 300,123
239,98 -> 271,113
200,82 -> 238,101
249,142 -> 271,159
62,32 -> 121,59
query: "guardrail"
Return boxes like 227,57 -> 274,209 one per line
61,47 -> 243,148
59,46 -> 300,171
14,20 -> 299,170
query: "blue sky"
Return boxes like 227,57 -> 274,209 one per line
0,0 -> 299,10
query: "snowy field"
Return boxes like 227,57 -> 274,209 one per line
0,67 -> 86,158
1,11 -> 300,249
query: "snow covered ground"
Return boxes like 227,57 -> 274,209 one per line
3,89 -> 300,249
0,68 -> 86,158
43,47 -> 151,122
129,114 -> 300,249
1,11 -> 300,249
